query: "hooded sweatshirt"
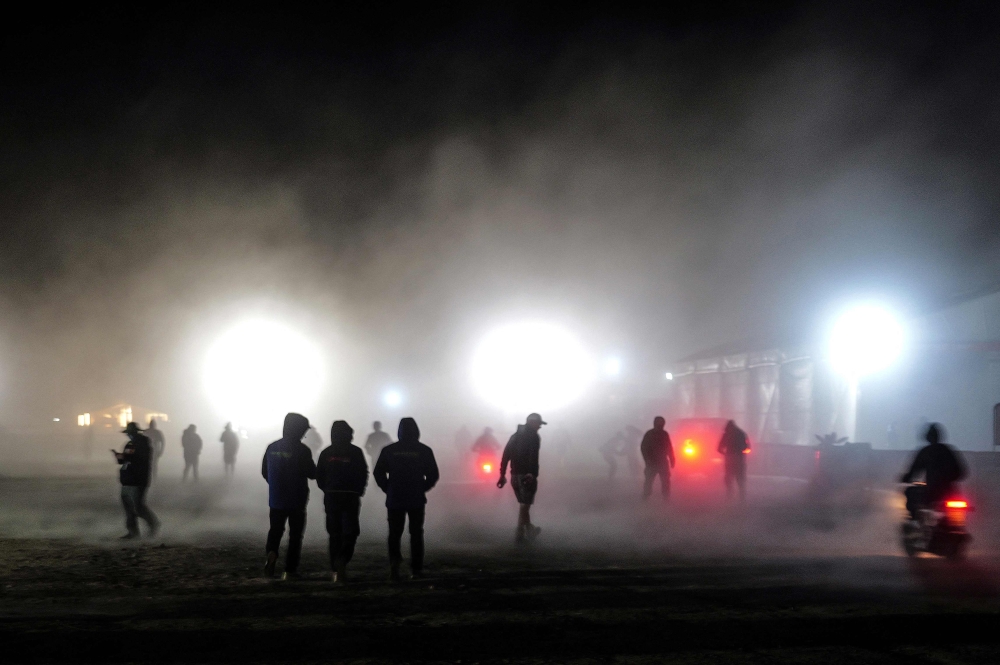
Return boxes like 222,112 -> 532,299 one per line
261,413 -> 317,510
372,418 -> 440,510
316,420 -> 369,499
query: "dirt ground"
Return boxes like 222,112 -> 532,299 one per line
2,474 -> 999,664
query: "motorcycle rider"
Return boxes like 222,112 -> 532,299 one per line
900,422 -> 967,520
497,414 -> 545,543
471,427 -> 500,456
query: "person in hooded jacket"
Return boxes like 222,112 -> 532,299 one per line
181,424 -> 203,482
261,413 -> 317,579
718,420 -> 750,501
498,414 -> 545,543
316,420 -> 368,583
220,422 -> 239,475
373,417 -> 439,580
901,422 -> 967,519
640,416 -> 675,500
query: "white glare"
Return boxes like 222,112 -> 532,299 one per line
383,389 -> 403,408
665,372 -> 674,381
829,304 -> 905,377
604,357 -> 622,377
471,322 -> 595,413
203,319 -> 325,427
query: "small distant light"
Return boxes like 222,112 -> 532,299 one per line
384,390 -> 403,408
52,418 -> 60,422
482,463 -> 492,473
604,357 -> 622,377
664,372 -> 673,381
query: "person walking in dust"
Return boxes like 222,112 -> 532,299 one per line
262,413 -> 317,580
112,422 -> 160,539
497,413 -> 545,543
181,424 -> 203,482
220,422 -> 240,475
316,420 -> 368,583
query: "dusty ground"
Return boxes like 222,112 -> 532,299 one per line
1,474 -> 999,663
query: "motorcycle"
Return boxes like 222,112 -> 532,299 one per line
901,483 -> 971,560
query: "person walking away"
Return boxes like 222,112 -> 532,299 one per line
262,413 -> 317,580
599,431 -> 625,480
373,417 -> 439,581
900,422 -> 967,520
146,419 -> 166,480
497,413 -> 545,543
718,420 -> 750,501
113,422 -> 160,539
181,424 -> 203,482
364,421 -> 392,465
316,420 -> 368,583
640,417 -> 675,500
220,422 -> 239,476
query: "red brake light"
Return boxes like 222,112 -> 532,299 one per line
683,439 -> 696,456
482,463 -> 492,473
945,500 -> 968,509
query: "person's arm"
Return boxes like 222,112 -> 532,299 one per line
372,448 -> 388,492
900,448 -> 925,483
315,451 -> 327,492
357,449 -> 369,496
498,437 -> 513,482
424,449 -> 440,492
261,448 -> 270,482
666,434 -> 675,468
303,446 -> 317,480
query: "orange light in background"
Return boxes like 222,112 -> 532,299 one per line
483,463 -> 492,473
683,439 -> 696,456
945,500 -> 968,509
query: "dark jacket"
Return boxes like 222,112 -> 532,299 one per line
500,426 -> 540,477
373,418 -> 440,510
317,422 -> 369,498
718,422 -> 750,457
901,442 -> 967,501
640,429 -> 675,469
182,429 -> 203,461
118,434 -> 152,487
220,429 -> 239,455
261,413 -> 317,510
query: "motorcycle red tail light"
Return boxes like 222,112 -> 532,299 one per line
945,500 -> 968,509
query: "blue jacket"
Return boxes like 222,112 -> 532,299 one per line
261,414 -> 317,510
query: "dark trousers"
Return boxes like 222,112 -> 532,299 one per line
724,457 -> 747,500
266,508 -> 306,574
643,466 -> 670,499
183,458 -> 199,481
387,506 -> 425,572
121,485 -> 159,535
325,493 -> 361,569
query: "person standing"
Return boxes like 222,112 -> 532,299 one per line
497,413 -> 545,543
146,419 -> 166,480
113,422 -> 160,539
220,422 -> 240,476
316,420 -> 368,583
364,421 -> 392,465
640,417 -> 675,500
262,413 -> 317,580
181,424 -> 203,482
718,420 -> 751,501
373,417 -> 439,581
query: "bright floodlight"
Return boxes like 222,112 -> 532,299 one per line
604,356 -> 622,377
383,389 -> 403,408
203,319 -> 325,427
829,304 -> 905,377
471,322 -> 595,413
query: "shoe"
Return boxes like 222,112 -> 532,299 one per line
389,561 -> 401,582
120,532 -> 139,540
336,562 -> 347,584
331,572 -> 340,584
526,525 -> 542,542
264,551 -> 278,578
281,571 -> 300,581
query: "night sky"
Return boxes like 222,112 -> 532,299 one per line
2,2 -> 999,421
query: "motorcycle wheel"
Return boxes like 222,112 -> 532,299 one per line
901,522 -> 919,557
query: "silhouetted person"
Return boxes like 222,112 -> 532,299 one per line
498,413 -> 545,543
262,413 -> 317,580
304,426 -> 323,456
364,421 -> 391,464
718,420 -> 750,501
147,419 -> 165,480
640,417 -> 675,500
599,430 -> 625,480
373,417 -> 439,581
900,422 -> 967,519
220,422 -> 239,475
181,424 -> 202,482
471,427 -> 500,455
113,422 -> 159,539
316,420 -> 368,583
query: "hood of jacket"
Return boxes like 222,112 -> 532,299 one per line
330,420 -> 354,449
397,417 -> 420,443
282,412 -> 310,442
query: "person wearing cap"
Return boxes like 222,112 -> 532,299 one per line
316,420 -> 368,583
373,417 -> 440,581
497,413 -> 545,543
181,424 -> 203,482
262,413 -> 317,580
112,422 -> 160,539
